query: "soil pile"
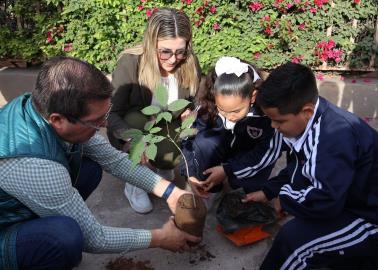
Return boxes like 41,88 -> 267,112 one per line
106,256 -> 154,270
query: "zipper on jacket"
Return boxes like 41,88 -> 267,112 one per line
291,152 -> 298,183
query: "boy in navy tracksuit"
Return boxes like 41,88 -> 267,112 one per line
245,62 -> 378,269
181,57 -> 282,196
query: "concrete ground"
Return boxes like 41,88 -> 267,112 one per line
1,67 -> 377,270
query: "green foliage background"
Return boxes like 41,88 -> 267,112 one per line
1,0 -> 377,73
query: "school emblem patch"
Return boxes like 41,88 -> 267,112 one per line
247,126 -> 263,139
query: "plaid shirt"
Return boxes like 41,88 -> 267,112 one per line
0,133 -> 161,253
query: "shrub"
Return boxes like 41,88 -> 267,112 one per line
1,0 -> 377,72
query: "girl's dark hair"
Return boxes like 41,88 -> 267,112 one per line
195,60 -> 263,125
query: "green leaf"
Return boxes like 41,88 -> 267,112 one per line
154,84 -> 168,107
144,120 -> 155,131
156,112 -> 172,123
181,115 -> 196,129
151,136 -> 165,143
179,128 -> 198,139
150,127 -> 162,134
145,143 -> 157,161
142,105 -> 161,115
129,138 -> 145,166
167,99 -> 190,112
122,129 -> 143,140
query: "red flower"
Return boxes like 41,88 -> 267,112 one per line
254,52 -> 261,60
354,0 -> 360,4
248,2 -> 264,12
213,23 -> 220,31
63,43 -> 73,52
195,6 -> 204,14
298,23 -> 306,30
146,8 -> 155,17
210,6 -> 217,14
141,0 -> 146,2
291,55 -> 304,63
310,7 -> 317,13
137,5 -> 144,11
46,31 -> 53,44
264,27 -> 273,36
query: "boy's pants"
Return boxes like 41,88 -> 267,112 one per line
260,211 -> 378,270
15,157 -> 102,270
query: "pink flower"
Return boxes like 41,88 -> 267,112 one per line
291,55 -> 304,63
254,52 -> 261,59
352,79 -> 357,83
310,7 -> 317,13
146,9 -> 154,17
141,0 -> 146,2
210,6 -> 217,13
213,23 -> 220,31
63,43 -> 73,52
262,15 -> 270,21
295,0 -> 301,3
137,5 -> 144,11
354,0 -> 360,4
248,2 -> 264,12
46,31 -> 53,44
315,73 -> 324,81
298,23 -> 306,30
195,6 -> 204,14
286,3 -> 294,9
363,79 -> 371,83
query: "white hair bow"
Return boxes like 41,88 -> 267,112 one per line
215,56 -> 260,82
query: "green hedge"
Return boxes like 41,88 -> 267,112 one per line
1,0 -> 377,73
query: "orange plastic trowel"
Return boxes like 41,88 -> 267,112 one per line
216,224 -> 271,246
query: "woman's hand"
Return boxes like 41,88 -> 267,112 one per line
150,217 -> 201,252
188,177 -> 210,198
201,166 -> 226,192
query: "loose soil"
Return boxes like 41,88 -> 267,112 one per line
106,256 -> 154,270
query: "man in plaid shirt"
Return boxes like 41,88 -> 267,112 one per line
0,56 -> 200,270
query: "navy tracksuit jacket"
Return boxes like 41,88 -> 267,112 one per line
181,105 -> 283,192
260,97 -> 378,269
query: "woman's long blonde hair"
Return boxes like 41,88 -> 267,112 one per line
122,8 -> 199,96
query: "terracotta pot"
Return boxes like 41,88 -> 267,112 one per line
174,194 -> 207,237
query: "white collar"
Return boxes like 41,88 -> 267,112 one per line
283,98 -> 319,152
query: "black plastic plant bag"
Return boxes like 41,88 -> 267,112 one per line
216,190 -> 277,233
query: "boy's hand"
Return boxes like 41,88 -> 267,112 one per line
241,190 -> 268,203
150,217 -> 201,252
188,177 -> 210,198
202,166 -> 226,192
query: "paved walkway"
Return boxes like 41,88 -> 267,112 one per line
1,67 -> 377,269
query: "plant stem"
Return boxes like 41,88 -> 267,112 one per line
166,122 -> 197,208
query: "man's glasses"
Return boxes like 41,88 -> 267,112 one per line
67,104 -> 112,131
157,48 -> 189,61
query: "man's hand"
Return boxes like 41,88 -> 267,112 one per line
201,166 -> 226,192
188,177 -> 210,198
241,190 -> 268,203
150,217 -> 201,252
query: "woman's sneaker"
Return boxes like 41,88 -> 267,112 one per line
124,183 -> 153,214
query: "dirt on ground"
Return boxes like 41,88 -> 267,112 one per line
106,256 -> 154,270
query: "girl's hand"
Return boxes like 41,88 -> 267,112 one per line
201,166 -> 226,192
241,190 -> 268,203
180,108 -> 197,122
188,177 -> 210,198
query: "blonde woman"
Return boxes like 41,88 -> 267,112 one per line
107,8 -> 201,213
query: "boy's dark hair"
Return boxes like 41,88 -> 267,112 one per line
256,62 -> 318,115
32,56 -> 113,120
196,61 -> 262,125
